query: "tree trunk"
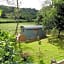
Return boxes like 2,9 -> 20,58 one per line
58,30 -> 61,38
15,0 -> 19,34
15,22 -> 19,34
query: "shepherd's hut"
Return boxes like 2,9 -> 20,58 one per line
17,25 -> 45,42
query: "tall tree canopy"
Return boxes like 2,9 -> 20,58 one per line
39,0 -> 64,37
54,2 -> 64,37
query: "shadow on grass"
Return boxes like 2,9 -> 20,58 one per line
48,35 -> 64,49
39,59 -> 45,64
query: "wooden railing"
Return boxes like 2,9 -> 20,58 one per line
51,59 -> 64,64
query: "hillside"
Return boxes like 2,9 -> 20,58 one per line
0,5 -> 38,21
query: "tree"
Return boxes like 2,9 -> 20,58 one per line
37,15 -> 43,25
14,0 -> 21,34
38,5 -> 56,30
39,0 -> 64,37
6,0 -> 23,34
54,2 -> 64,37
0,5 -> 37,20
0,9 -> 2,17
1,11 -> 6,18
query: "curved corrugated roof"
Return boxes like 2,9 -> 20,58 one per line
21,25 -> 43,29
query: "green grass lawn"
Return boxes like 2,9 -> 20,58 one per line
0,35 -> 64,64
19,37 -> 64,64
0,22 -> 35,33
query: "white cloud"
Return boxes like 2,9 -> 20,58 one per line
20,0 -> 42,10
0,0 -> 51,10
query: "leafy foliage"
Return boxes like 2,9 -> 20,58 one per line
0,30 -> 15,41
38,0 -> 64,36
0,5 -> 38,21
0,30 -> 34,64
0,9 -> 2,16
39,5 -> 56,30
53,0 -> 64,37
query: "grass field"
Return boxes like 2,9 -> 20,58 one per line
20,37 -> 64,64
0,22 -> 35,33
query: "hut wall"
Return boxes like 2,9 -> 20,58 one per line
20,25 -> 45,41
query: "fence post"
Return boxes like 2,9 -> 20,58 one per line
51,58 -> 57,64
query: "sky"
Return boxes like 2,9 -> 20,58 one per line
0,0 -> 51,10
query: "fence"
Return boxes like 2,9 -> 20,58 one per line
51,59 -> 64,64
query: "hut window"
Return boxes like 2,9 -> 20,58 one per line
33,29 -> 38,33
